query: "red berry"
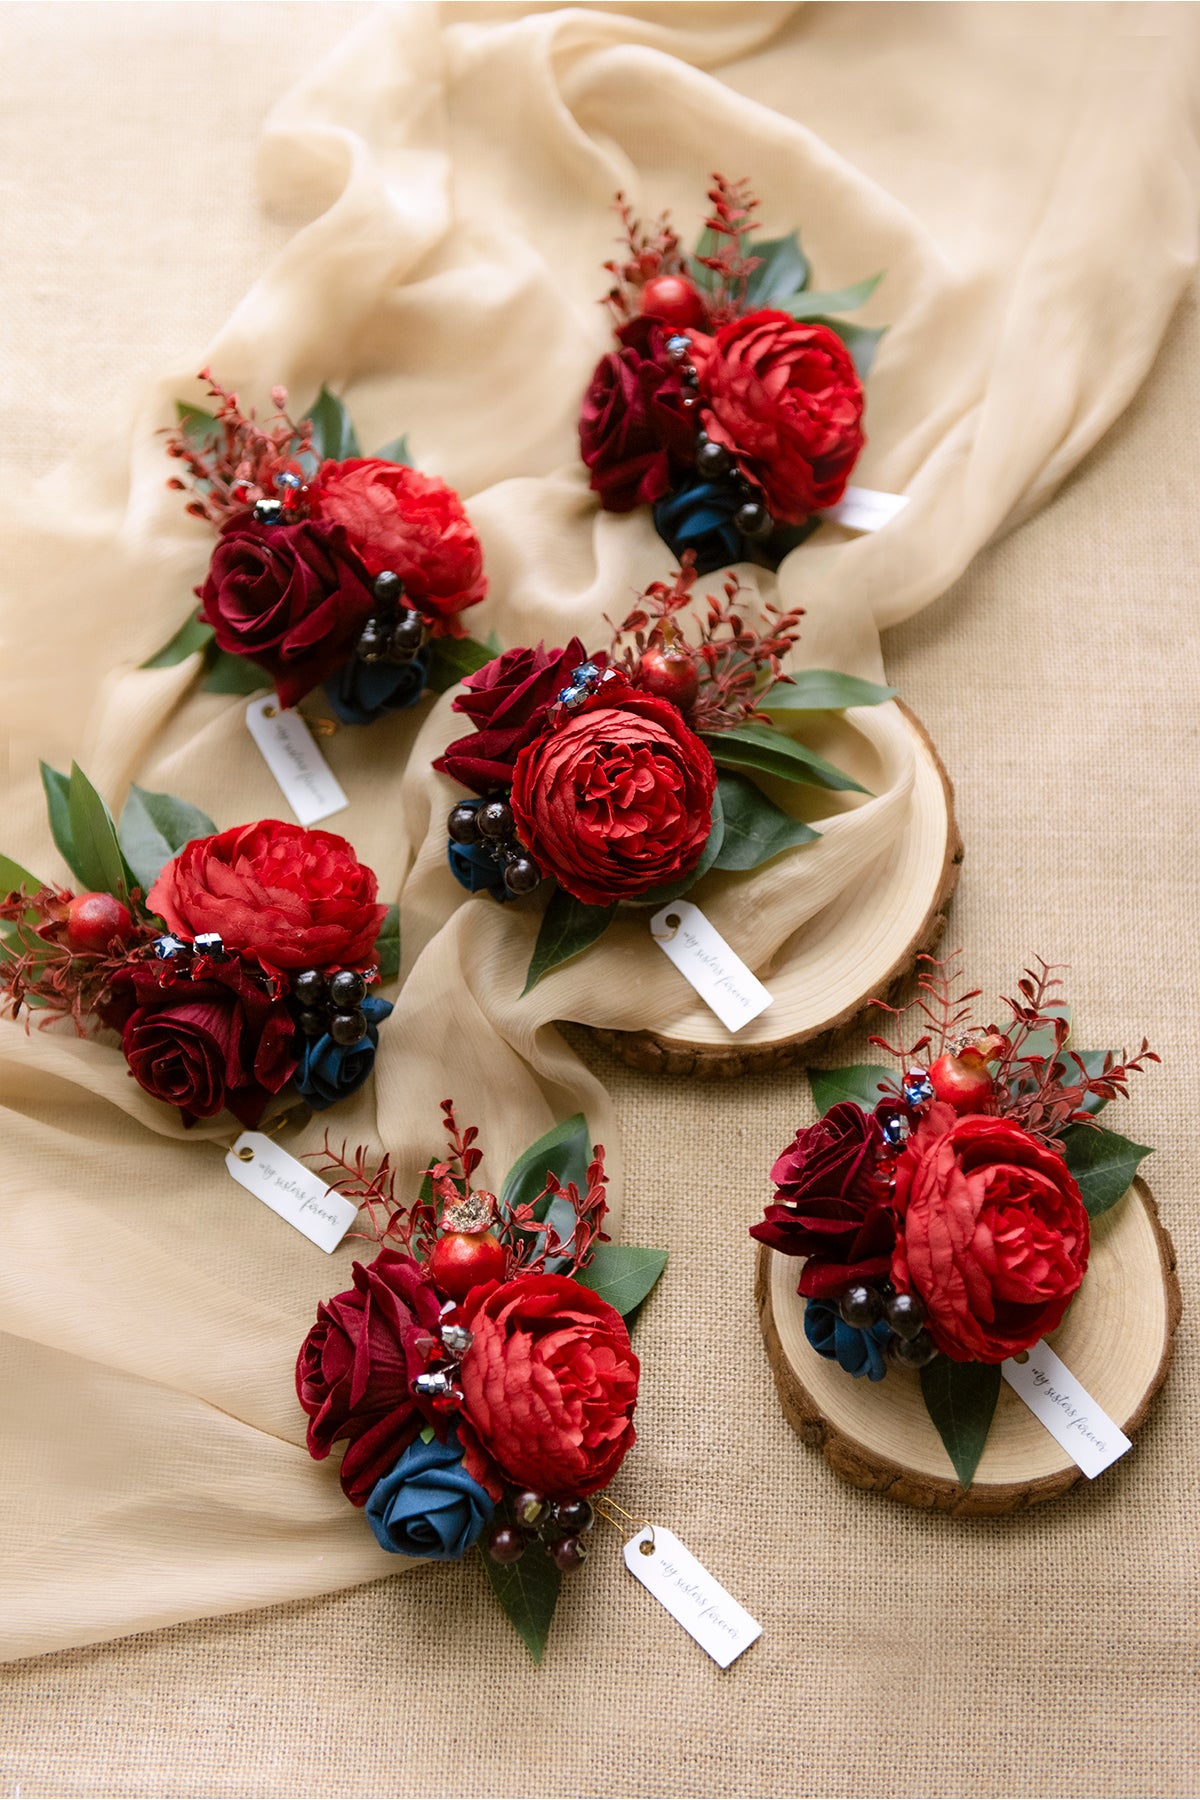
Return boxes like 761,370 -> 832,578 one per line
428,1230 -> 507,1303
485,1526 -> 526,1565
639,274 -> 707,330
549,1533 -> 589,1574
928,1051 -> 993,1115
637,645 -> 700,712
65,892 -> 132,955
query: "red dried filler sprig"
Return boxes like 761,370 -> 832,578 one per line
693,173 -> 762,324
164,368 -> 314,530
601,194 -> 685,324
0,884 -> 158,1033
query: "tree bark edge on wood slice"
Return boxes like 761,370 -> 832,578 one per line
583,702 -> 963,1079
755,1178 -> 1181,1517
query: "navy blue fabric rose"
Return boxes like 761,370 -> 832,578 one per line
804,1296 -> 890,1381
323,652 -> 428,726
447,837 -> 513,903
293,994 -> 393,1111
653,479 -> 746,575
366,1430 -> 494,1560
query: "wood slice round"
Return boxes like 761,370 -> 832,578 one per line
585,702 -> 961,1077
756,1178 -> 1180,1515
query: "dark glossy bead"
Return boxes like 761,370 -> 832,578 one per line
193,931 -> 226,959
372,570 -> 404,608
888,1329 -> 938,1370
293,969 -> 328,1006
696,439 -> 732,479
253,498 -> 284,526
297,1008 -> 327,1038
355,619 -> 386,663
886,1291 -> 926,1342
512,1490 -> 548,1530
390,610 -> 426,655
735,500 -> 773,540
838,1284 -> 883,1330
329,1009 -> 367,1047
485,1526 -> 526,1565
549,1534 -> 589,1574
477,799 -> 514,842
329,969 -> 367,1009
551,1498 -> 594,1535
447,802 -> 481,846
503,854 -> 540,896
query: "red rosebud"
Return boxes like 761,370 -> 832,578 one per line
509,693 -> 716,907
147,821 -> 385,973
456,1273 -> 639,1500
579,317 -> 697,513
891,1106 -> 1090,1362
433,639 -> 589,797
750,1103 -> 896,1298
311,459 -> 486,638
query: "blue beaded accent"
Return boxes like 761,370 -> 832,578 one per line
193,932 -> 226,959
879,1109 -> 909,1149
153,934 -> 189,961
275,471 -> 302,491
253,498 -> 284,525
903,1069 -> 935,1107
666,334 -> 691,357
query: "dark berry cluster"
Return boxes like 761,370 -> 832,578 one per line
291,967 -> 372,1045
355,570 -> 429,667
447,796 -> 541,898
485,1489 -> 594,1575
837,1280 -> 936,1370
665,333 -> 774,540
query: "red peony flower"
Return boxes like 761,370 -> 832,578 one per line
579,317 -> 697,512
433,639 -> 589,796
199,517 -> 376,710
694,310 -> 864,523
891,1105 -> 1090,1363
312,459 -> 486,638
296,1251 -> 444,1505
456,1273 -> 639,1500
105,958 -> 297,1127
147,821 -> 386,974
510,693 -> 716,907
750,1103 -> 896,1298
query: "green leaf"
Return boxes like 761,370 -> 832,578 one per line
764,670 -> 896,713
118,785 -> 217,892
783,272 -> 882,318
742,231 -> 810,307
140,613 -> 216,670
477,1539 -> 561,1664
67,765 -> 134,899
201,650 -> 269,696
806,1063 -> 894,1115
710,770 -> 818,871
305,386 -> 361,462
920,1359 -> 1002,1490
374,903 -> 400,982
639,784 -> 726,905
705,722 -> 868,793
574,1242 -> 668,1319
1059,1124 -> 1152,1219
418,1424 -> 435,1445
0,853 -> 44,904
373,433 -> 412,467
40,762 -> 76,879
424,635 -> 497,695
807,317 -> 886,380
500,1113 -> 591,1217
522,892 -> 615,994
174,401 -> 223,451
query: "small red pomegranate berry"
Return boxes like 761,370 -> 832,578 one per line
637,644 -> 700,712
639,274 -> 707,331
428,1229 -> 507,1303
65,892 -> 132,955
928,1049 -> 993,1115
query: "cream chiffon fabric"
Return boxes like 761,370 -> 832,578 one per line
0,1 -> 1197,1661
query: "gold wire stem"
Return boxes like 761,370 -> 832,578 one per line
227,1099 -> 313,1157
594,1495 -> 656,1554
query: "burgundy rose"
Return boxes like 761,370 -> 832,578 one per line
296,1250 -> 444,1505
147,821 -> 385,974
749,1102 -> 896,1298
199,517 -> 375,709
694,310 -> 865,523
433,639 -> 589,796
579,317 -> 697,513
510,692 -> 716,907
105,958 -> 297,1127
312,459 -> 486,638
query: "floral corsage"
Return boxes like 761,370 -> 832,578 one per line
0,763 -> 398,1125
752,957 -> 1158,1488
435,553 -> 891,990
297,1104 -> 667,1660
145,373 -> 494,724
581,175 -> 883,573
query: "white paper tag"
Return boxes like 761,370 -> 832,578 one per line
649,900 -> 773,1033
225,1132 -> 358,1253
1001,1339 -> 1133,1479
244,698 -> 348,827
624,1526 -> 762,1669
823,485 -> 909,533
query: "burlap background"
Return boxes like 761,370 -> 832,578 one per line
0,5 -> 1197,1797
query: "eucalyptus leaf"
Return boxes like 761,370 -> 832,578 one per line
305,386 -> 361,461
639,785 -> 726,905
201,651 -> 269,696
0,853 -> 44,904
783,272 -> 882,318
373,433 -> 412,467
574,1242 -> 668,1319
706,722 -> 868,793
424,635 -> 498,695
500,1113 -> 591,1220
140,613 -> 216,670
523,892 -> 615,994
920,1359 -> 1002,1490
710,771 -> 819,871
1059,1124 -> 1152,1219
478,1539 -> 561,1664
808,317 -> 886,379
806,1063 -> 894,1115
67,764 -> 133,899
742,231 -> 810,307
118,786 -> 218,892
375,903 -> 400,982
765,670 -> 896,713
39,762 -> 76,880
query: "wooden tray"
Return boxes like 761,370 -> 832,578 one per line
756,1178 -> 1180,1515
